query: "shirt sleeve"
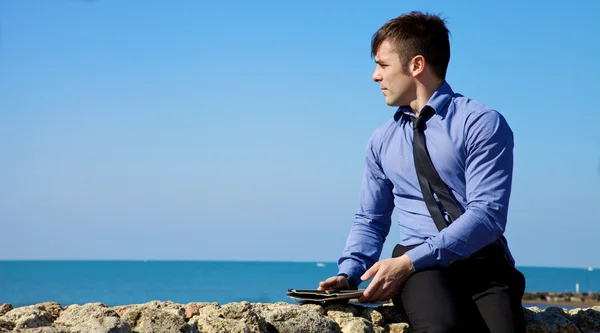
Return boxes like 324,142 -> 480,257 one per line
337,131 -> 395,286
405,109 -> 514,272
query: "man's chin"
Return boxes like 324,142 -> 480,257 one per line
384,99 -> 400,107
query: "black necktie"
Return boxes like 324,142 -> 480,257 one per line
412,106 -> 464,232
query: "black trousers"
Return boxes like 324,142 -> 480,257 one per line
391,244 -> 526,333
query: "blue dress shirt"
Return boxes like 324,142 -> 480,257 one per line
338,81 -> 516,287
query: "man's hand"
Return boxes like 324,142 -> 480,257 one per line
318,275 -> 350,291
358,254 -> 415,303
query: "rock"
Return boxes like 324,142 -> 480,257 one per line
139,300 -> 185,318
259,303 -> 340,333
191,316 -> 251,333
374,305 -> 404,324
528,306 -> 543,313
339,317 -> 374,333
524,306 -> 580,333
571,308 -> 600,333
53,302 -> 131,333
2,305 -> 53,330
323,303 -> 361,327
120,301 -> 195,333
325,304 -> 361,317
524,307 -> 550,333
0,305 -> 13,316
386,323 -> 410,333
569,308 -> 584,316
197,302 -> 221,318
540,307 -> 580,333
360,308 -> 385,327
0,317 -> 15,331
184,302 -> 221,319
35,302 -> 63,321
184,303 -> 200,319
327,308 -> 355,326
300,303 -> 326,316
112,305 -> 130,317
217,301 -> 268,332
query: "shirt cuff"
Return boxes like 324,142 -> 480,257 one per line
337,259 -> 365,288
405,243 -> 436,272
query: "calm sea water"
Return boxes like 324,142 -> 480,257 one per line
0,261 -> 598,308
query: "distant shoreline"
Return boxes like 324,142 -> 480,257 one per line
522,292 -> 600,308
522,300 -> 599,308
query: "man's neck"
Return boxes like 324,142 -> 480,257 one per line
409,79 -> 444,116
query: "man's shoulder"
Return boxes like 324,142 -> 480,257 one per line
450,94 -> 513,147
368,118 -> 397,147
450,94 -> 509,128
451,94 -> 497,116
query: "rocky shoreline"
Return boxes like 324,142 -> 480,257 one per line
523,292 -> 600,308
1,300 -> 599,333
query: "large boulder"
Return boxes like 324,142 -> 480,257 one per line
119,301 -> 197,333
1,305 -> 53,330
257,303 -> 340,333
524,306 -> 583,333
570,307 -> 600,333
53,303 -> 131,333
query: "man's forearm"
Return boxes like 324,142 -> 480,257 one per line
337,213 -> 391,286
338,131 -> 395,286
404,203 -> 507,271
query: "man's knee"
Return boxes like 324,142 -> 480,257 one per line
392,269 -> 466,333
394,301 -> 463,333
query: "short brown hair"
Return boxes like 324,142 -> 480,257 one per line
371,11 -> 451,79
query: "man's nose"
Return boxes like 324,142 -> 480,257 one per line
372,70 -> 381,82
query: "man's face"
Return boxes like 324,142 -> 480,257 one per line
372,39 -> 414,107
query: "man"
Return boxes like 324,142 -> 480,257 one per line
318,11 -> 526,333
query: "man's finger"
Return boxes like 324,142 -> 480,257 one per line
319,276 -> 349,290
318,277 -> 337,290
371,277 -> 406,303
319,278 -> 333,287
359,286 -> 372,302
369,281 -> 389,302
361,262 -> 379,281
361,263 -> 385,301
379,290 -> 394,303
359,275 -> 381,302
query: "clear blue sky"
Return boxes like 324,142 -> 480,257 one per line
1,0 -> 599,268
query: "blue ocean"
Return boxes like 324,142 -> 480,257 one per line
1,261 -> 598,308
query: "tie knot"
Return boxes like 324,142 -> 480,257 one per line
413,106 -> 434,130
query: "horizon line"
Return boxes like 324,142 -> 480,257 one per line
0,259 -> 596,271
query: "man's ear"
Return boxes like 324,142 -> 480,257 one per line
410,55 -> 426,77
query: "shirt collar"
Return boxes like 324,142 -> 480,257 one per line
426,80 -> 454,115
394,81 -> 454,121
